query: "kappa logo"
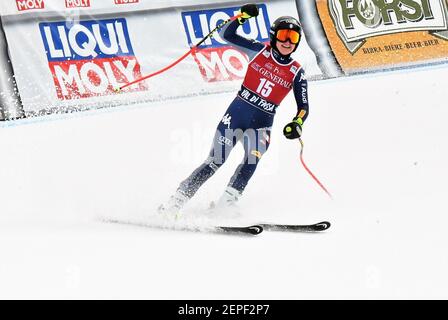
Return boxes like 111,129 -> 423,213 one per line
329,0 -> 448,53
222,113 -> 232,129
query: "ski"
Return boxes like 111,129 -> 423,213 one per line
259,221 -> 331,232
101,217 -> 263,236
215,225 -> 263,235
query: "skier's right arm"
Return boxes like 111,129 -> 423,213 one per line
218,4 -> 265,59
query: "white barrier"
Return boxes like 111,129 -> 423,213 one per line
0,0 -> 323,117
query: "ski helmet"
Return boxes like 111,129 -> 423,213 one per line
269,16 -> 302,55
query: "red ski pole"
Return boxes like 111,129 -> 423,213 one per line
116,49 -> 192,91
298,137 -> 333,200
115,14 -> 242,92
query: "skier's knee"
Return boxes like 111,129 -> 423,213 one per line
246,148 -> 266,165
205,156 -> 224,172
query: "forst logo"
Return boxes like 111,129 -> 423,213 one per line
16,0 -> 45,11
330,0 -> 448,53
181,5 -> 271,82
39,19 -> 146,100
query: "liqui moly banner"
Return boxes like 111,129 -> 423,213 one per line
181,5 -> 271,82
39,19 -> 146,100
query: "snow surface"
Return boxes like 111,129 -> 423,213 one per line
0,65 -> 447,299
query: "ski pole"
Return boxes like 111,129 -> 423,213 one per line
115,13 -> 243,92
298,136 -> 333,200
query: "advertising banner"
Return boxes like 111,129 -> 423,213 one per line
0,1 -> 322,117
316,0 -> 448,73
39,18 -> 146,100
181,4 -> 271,83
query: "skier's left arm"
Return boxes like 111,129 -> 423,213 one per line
284,68 -> 309,139
218,4 -> 264,60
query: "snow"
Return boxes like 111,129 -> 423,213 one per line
1,65 -> 447,299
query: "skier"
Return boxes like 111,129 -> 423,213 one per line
159,4 -> 309,216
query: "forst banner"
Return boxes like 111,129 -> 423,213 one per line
316,0 -> 448,73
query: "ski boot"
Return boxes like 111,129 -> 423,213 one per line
209,186 -> 242,219
158,190 -> 189,221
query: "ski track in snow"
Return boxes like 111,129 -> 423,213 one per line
0,66 -> 447,299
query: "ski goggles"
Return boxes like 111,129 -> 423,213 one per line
276,29 -> 300,44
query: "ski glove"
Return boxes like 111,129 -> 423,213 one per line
238,4 -> 259,24
283,116 -> 303,140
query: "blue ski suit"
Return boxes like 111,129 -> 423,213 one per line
178,19 -> 310,198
